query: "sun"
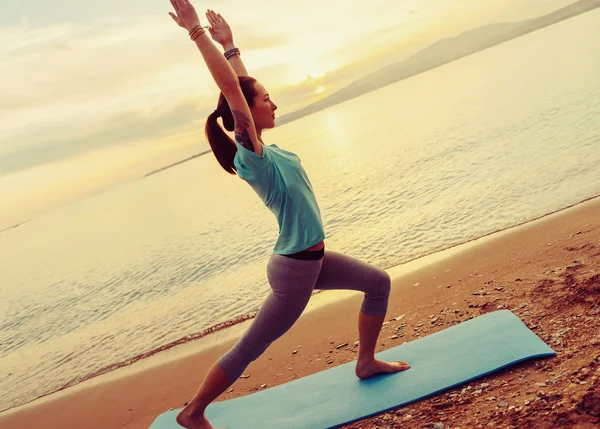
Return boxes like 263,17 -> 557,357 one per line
308,70 -> 328,79
288,59 -> 337,84
315,86 -> 326,94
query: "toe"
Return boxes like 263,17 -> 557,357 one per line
396,361 -> 410,370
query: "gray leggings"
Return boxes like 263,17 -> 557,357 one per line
218,250 -> 391,381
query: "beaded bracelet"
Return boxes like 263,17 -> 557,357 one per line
224,47 -> 240,60
225,49 -> 240,59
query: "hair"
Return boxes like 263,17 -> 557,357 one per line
205,76 -> 259,174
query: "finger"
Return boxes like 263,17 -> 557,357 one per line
169,0 -> 179,13
169,12 -> 179,23
217,13 -> 225,23
209,9 -> 219,23
205,11 -> 215,25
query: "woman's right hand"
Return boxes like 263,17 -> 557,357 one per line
168,0 -> 202,32
205,9 -> 234,47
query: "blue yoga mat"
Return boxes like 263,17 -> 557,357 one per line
149,310 -> 555,429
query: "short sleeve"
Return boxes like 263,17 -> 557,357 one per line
234,140 -> 269,173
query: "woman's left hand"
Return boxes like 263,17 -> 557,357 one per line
205,9 -> 234,47
168,0 -> 202,32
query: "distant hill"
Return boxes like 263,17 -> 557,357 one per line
276,0 -> 600,125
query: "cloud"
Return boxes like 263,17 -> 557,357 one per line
0,97 -> 211,176
0,17 -> 204,131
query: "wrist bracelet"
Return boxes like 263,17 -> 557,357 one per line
188,25 -> 207,35
189,25 -> 207,41
224,47 -> 240,59
190,28 -> 205,41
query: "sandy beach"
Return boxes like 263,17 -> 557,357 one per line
1,197 -> 599,429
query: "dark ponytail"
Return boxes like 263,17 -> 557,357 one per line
205,76 -> 258,174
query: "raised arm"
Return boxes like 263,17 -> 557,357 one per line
169,0 -> 261,154
205,10 -> 249,77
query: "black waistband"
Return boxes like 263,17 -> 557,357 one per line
282,247 -> 325,260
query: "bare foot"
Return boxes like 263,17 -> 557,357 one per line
176,407 -> 223,429
355,359 -> 410,380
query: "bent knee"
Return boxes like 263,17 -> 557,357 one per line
360,270 -> 390,317
372,270 -> 391,298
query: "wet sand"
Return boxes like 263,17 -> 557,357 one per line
1,197 -> 599,429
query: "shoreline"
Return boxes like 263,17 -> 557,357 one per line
143,150 -> 211,178
0,196 -> 600,420
2,195 -> 599,416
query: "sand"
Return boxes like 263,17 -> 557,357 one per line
1,197 -> 599,429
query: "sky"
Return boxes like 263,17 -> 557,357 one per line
0,0 -> 577,171
0,0 -> 577,228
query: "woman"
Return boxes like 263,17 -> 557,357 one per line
168,2 -> 410,428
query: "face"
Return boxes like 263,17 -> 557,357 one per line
250,82 -> 278,131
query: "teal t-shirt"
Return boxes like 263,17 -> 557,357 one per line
233,140 -> 325,255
